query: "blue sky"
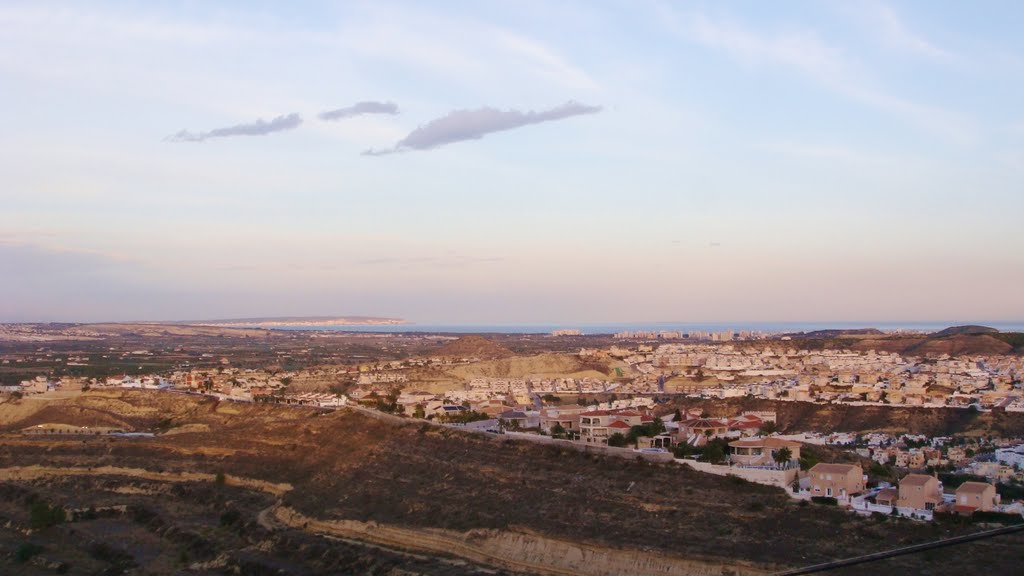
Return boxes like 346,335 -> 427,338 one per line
2,1 -> 1023,324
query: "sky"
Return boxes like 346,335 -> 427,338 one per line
2,0 -> 1023,325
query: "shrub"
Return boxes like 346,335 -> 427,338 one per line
29,501 -> 66,529
214,472 -> 226,486
811,496 -> 838,506
15,542 -> 43,563
972,511 -> 1024,525
219,509 -> 242,527
607,433 -> 629,447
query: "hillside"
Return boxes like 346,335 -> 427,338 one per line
844,333 -> 1017,356
933,325 -> 999,337
433,335 -> 514,359
667,397 -> 1024,437
2,391 -> 1022,575
444,353 -> 612,380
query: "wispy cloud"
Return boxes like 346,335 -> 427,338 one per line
870,2 -> 955,61
667,10 -> 975,144
318,101 -> 399,121
358,255 -> 505,268
165,113 -> 302,142
364,101 -> 601,155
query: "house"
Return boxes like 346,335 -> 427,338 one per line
579,410 -> 642,444
953,482 -> 1000,514
539,408 -> 581,435
946,446 -> 968,464
727,414 -> 764,436
498,410 -> 537,429
433,404 -> 468,418
897,474 -> 943,511
678,417 -> 729,442
808,463 -> 865,500
875,487 -> 898,507
728,438 -> 801,467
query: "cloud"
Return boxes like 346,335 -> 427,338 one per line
667,10 -> 975,144
364,101 -> 601,155
357,255 -> 505,268
870,3 -> 955,61
165,113 -> 302,142
318,101 -> 399,121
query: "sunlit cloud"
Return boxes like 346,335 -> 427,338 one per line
165,113 -> 302,142
364,101 -> 601,155
318,101 -> 399,121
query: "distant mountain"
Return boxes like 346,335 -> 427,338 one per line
787,328 -> 884,339
932,325 -> 999,337
179,316 -> 406,327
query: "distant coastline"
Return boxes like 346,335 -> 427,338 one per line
243,321 -> 1024,335
184,316 -> 407,328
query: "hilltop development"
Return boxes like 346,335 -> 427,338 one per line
2,323 -> 1024,574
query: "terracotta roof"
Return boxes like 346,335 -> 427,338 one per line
810,463 -> 861,475
900,474 -> 936,487
728,419 -> 762,429
579,410 -> 613,417
607,420 -> 632,429
876,488 -> 898,502
617,411 -> 642,417
956,481 -> 993,494
684,418 -> 728,428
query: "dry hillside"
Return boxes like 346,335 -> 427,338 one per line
1,391 -> 1022,575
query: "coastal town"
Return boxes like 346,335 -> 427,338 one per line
4,325 -> 1024,528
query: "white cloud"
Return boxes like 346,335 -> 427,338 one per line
319,101 -> 399,121
869,2 -> 956,61
165,113 -> 302,142
667,9 -> 976,144
365,101 -> 601,155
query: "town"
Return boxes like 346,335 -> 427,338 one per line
5,324 -> 1024,529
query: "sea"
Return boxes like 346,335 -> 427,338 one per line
240,321 -> 1024,335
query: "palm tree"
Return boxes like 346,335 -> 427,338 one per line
774,447 -> 793,468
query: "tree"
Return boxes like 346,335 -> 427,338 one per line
673,443 -> 695,458
699,440 -> 726,464
774,447 -> 793,467
759,421 -> 778,436
551,423 -> 567,438
672,408 -> 683,421
607,433 -> 628,447
413,405 -> 425,419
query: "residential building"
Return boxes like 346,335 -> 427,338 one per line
808,463 -> 865,500
954,482 -> 1000,514
897,474 -> 943,511
728,438 -> 801,467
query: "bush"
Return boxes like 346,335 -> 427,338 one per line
219,509 -> 241,527
811,496 -> 838,506
972,511 -> 1024,525
29,501 -> 66,529
15,542 -> 43,563
214,472 -> 226,486
607,433 -> 628,447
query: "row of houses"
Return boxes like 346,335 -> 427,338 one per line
804,465 -> 1002,518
